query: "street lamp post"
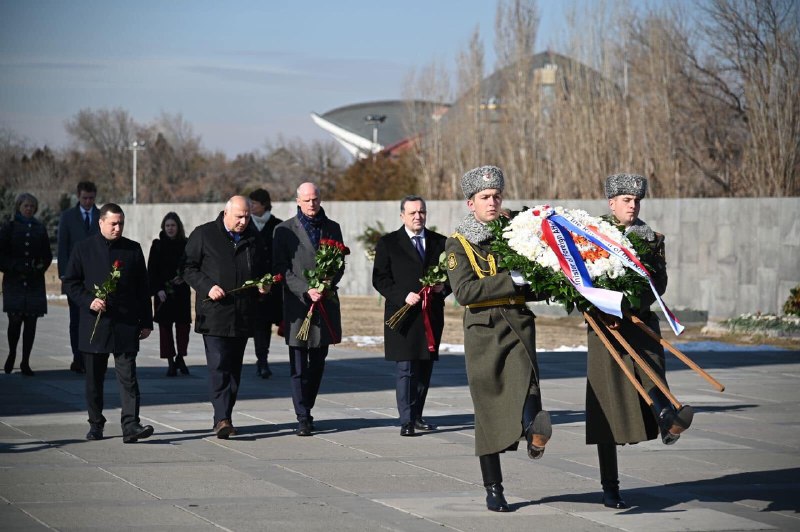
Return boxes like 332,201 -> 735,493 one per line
127,141 -> 146,204
364,114 -> 386,161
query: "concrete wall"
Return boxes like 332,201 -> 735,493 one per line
119,198 -> 800,320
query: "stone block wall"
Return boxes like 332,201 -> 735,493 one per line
118,197 -> 799,320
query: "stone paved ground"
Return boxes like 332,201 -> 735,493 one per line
1,305 -> 799,531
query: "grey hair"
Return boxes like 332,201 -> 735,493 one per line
15,192 -> 39,214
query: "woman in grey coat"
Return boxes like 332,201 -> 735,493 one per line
1,193 -> 52,376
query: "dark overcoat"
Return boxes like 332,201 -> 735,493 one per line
253,214 -> 283,325
372,227 -> 450,361
63,234 -> 153,354
146,233 -> 191,325
585,220 -> 669,445
0,216 -> 53,316
182,213 -> 267,338
272,212 -> 344,348
57,204 -> 99,278
445,234 -> 542,457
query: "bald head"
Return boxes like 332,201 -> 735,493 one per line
296,182 -> 321,218
223,195 -> 251,233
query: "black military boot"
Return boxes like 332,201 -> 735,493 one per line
649,390 -> 693,445
166,357 -> 177,377
479,453 -> 510,512
598,443 -> 628,509
522,394 -> 552,459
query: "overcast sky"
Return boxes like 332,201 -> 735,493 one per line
0,1 -> 617,157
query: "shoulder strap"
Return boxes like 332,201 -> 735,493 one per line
452,232 -> 496,279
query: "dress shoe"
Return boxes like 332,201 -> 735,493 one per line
257,362 -> 272,379
400,422 -> 416,437
658,405 -> 694,445
123,423 -> 154,443
414,418 -> 436,431
214,419 -> 234,439
175,355 -> 190,375
4,353 -> 15,374
166,363 -> 177,377
296,419 -> 312,437
19,363 -> 34,376
485,483 -> 510,512
524,410 -> 552,459
602,488 -> 629,509
70,361 -> 85,374
86,425 -> 104,440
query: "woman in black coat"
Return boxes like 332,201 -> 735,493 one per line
147,212 -> 192,376
1,193 -> 53,376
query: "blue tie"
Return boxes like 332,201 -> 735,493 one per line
84,211 -> 90,231
412,235 -> 425,261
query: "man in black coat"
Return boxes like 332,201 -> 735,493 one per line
63,203 -> 155,443
372,195 -> 450,437
183,196 -> 269,438
57,181 -> 100,374
248,188 -> 283,379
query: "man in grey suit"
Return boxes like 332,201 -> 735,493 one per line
57,181 -> 100,374
273,182 -> 345,437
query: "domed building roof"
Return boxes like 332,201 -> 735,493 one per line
311,100 -> 448,158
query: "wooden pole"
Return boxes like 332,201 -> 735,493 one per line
604,323 -> 683,409
625,312 -> 725,392
584,312 -> 653,406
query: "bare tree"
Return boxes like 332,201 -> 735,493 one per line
64,108 -> 135,192
492,0 -> 540,198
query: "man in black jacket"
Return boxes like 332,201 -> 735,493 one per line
372,195 -> 450,437
63,203 -> 154,443
58,181 -> 100,374
183,196 -> 269,438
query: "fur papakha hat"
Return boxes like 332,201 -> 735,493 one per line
605,173 -> 648,199
461,165 -> 505,199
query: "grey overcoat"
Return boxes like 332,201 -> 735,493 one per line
272,212 -> 344,348
445,235 -> 541,457
585,221 -> 669,445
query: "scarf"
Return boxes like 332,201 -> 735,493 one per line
454,213 -> 494,245
251,211 -> 271,232
296,206 -> 328,249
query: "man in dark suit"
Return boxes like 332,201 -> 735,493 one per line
273,182 -> 345,437
372,195 -> 450,437
63,203 -> 155,443
248,188 -> 283,379
183,196 -> 269,439
58,181 -> 100,374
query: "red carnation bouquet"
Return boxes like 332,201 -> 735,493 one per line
203,272 -> 283,302
297,238 -> 349,341
90,259 -> 123,343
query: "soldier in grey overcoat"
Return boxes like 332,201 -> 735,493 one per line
273,182 -> 345,436
445,166 -> 552,513
586,173 -> 694,509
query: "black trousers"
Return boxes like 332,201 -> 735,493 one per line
395,359 -> 434,424
252,322 -> 273,365
203,335 -> 247,425
68,297 -> 82,364
83,352 -> 141,431
289,346 -> 328,421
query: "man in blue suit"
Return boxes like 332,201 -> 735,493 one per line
57,181 -> 100,374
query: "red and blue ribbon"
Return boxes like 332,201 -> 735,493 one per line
543,210 -> 684,336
